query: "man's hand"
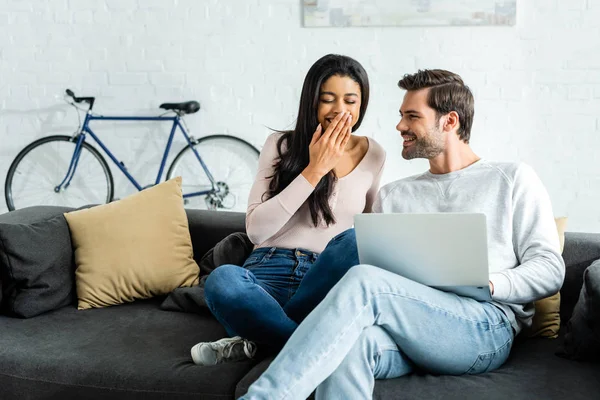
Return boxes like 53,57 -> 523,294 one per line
489,280 -> 494,295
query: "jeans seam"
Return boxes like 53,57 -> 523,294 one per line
287,261 -> 298,301
373,347 -> 401,377
373,290 -> 507,327
205,293 -> 238,338
288,259 -> 311,300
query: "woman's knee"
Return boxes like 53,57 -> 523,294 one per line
204,264 -> 247,305
335,228 -> 356,243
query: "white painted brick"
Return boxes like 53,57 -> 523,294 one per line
535,70 -> 591,85
564,0 -> 588,10
2,0 -> 34,11
0,0 -> 599,232
67,0 -> 105,11
0,12 -> 9,26
568,85 -> 592,100
149,72 -> 186,87
73,10 -> 94,24
126,60 -> 164,72
565,56 -> 600,69
34,47 -> 71,62
108,73 -> 149,85
138,0 -> 178,10
105,0 -> 137,11
48,8 -> 73,24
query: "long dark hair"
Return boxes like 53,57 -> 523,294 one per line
265,54 -> 370,227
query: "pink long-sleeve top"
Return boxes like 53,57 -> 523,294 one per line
245,132 -> 386,254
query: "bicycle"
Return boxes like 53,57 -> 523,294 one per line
5,89 -> 260,212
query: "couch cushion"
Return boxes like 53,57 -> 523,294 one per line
0,211 -> 75,318
64,177 -> 200,310
236,332 -> 600,399
0,298 -> 256,400
558,259 -> 600,361
0,206 -> 76,314
526,217 -> 567,338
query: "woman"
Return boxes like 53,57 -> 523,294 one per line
191,54 -> 386,366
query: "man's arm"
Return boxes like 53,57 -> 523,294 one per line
489,164 -> 565,304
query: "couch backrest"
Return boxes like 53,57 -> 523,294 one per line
560,232 -> 600,323
185,209 -> 246,265
2,207 -> 599,324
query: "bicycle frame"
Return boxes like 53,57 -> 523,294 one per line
59,112 -> 218,200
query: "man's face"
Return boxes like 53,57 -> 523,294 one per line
396,89 -> 445,160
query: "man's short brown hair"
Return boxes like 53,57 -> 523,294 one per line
398,69 -> 474,143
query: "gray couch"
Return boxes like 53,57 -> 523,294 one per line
1,206 -> 599,400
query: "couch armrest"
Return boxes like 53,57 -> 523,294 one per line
560,232 -> 600,323
563,232 -> 600,268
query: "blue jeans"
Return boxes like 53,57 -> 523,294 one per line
204,229 -> 359,348
240,265 -> 515,400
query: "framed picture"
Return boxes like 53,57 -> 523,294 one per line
303,0 -> 517,27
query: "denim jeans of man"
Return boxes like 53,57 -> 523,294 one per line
240,265 -> 515,400
204,229 -> 359,348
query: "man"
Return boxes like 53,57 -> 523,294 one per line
240,69 -> 565,400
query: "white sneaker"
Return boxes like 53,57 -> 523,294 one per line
191,336 -> 257,366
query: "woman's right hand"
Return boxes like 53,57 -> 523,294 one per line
302,111 -> 353,187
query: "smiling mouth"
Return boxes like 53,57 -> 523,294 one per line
403,136 -> 416,147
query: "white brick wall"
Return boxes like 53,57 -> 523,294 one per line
0,0 -> 598,232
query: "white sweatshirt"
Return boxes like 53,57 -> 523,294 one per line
373,159 -> 566,333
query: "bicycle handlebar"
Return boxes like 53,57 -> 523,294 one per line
65,89 -> 96,111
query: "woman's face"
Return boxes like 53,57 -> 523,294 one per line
317,75 -> 362,132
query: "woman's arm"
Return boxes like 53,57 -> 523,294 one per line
245,134 -> 315,245
246,113 -> 354,244
363,149 -> 386,213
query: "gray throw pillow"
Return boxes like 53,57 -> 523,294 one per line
0,214 -> 75,318
558,259 -> 600,361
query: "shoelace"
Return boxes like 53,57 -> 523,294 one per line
213,337 -> 257,360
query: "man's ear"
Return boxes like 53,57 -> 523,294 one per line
443,111 -> 460,133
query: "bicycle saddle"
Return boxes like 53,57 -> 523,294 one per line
159,101 -> 200,114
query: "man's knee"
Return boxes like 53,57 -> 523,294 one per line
342,264 -> 380,285
334,326 -> 386,374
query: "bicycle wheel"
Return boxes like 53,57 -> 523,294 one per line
5,135 -> 114,211
166,135 -> 260,212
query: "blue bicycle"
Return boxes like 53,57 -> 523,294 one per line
5,89 -> 260,212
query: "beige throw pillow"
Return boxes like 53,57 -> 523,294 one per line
64,177 -> 199,310
527,217 -> 568,338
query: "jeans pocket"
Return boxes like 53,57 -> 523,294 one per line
466,352 -> 496,375
465,338 -> 512,375
243,254 -> 267,269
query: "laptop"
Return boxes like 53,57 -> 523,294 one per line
354,213 -> 492,301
